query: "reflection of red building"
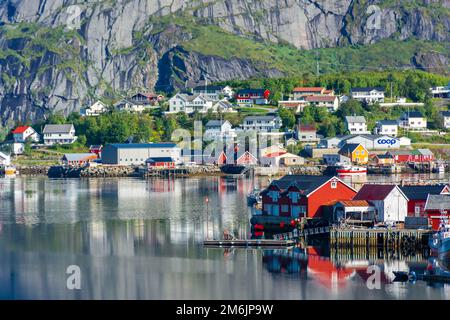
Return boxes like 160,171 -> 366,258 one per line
306,248 -> 355,289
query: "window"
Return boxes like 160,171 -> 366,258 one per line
331,181 -> 337,189
415,206 -> 421,216
281,205 -> 289,213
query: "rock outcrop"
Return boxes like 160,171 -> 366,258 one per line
0,0 -> 448,125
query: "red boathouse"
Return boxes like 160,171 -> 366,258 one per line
260,175 -> 357,219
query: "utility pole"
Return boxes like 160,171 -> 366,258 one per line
316,51 -> 320,77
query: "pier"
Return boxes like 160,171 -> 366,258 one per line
203,239 -> 294,248
330,227 -> 431,250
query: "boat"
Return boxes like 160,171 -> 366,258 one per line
335,163 -> 367,175
247,188 -> 261,206
1,165 -> 17,176
433,163 -> 445,174
430,214 -> 450,262
220,164 -> 249,175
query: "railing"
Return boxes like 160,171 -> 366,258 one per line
273,226 -> 331,240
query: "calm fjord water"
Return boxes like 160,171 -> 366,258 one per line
0,176 -> 449,300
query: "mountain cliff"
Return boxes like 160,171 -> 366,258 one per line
0,0 -> 449,125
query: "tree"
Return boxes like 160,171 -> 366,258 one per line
278,107 -> 296,129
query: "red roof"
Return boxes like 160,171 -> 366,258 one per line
298,124 -> 316,132
293,87 -> 324,92
338,200 -> 371,207
353,184 -> 397,201
12,126 -> 31,134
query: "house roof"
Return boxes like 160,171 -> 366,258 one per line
176,93 -> 207,102
305,95 -> 337,102
63,153 -> 97,162
237,89 -> 267,95
400,185 -> 448,201
0,151 -> 10,160
298,124 -> 316,132
351,87 -> 385,92
377,120 -> 398,126
108,143 -> 177,149
43,124 -> 74,134
353,184 -> 399,201
337,200 -> 372,207
293,87 -> 324,92
146,157 -> 175,163
424,194 -> 450,211
376,154 -> 394,159
418,148 -> 433,156
12,126 -> 31,134
345,116 -> 366,123
262,175 -> 333,196
193,85 -> 225,91
205,120 -> 229,128
244,115 -> 279,122
339,143 -> 361,154
403,111 -> 424,118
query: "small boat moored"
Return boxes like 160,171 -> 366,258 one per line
336,163 -> 367,175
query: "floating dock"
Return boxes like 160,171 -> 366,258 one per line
203,239 -> 294,248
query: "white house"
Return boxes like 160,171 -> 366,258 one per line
204,120 -> 236,141
440,111 -> 450,129
351,87 -> 385,104
354,184 -> 408,223
345,116 -> 369,134
193,85 -> 233,100
83,101 -> 108,116
0,151 -> 11,166
42,124 -> 77,146
241,115 -> 282,132
399,111 -> 427,130
168,94 -> 214,114
375,120 -> 398,137
212,100 -> 236,113
305,95 -> 339,112
115,99 -> 149,113
11,126 -> 40,143
430,83 -> 450,98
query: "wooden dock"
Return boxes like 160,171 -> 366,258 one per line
330,227 -> 432,250
203,239 -> 294,248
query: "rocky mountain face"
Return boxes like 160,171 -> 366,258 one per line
0,0 -> 449,125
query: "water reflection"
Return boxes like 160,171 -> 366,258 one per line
0,176 -> 449,299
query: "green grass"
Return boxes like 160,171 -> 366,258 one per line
147,14 -> 450,76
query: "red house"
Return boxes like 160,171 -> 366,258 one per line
236,151 -> 258,165
146,157 -> 176,168
89,145 -> 103,157
424,194 -> 450,230
400,185 -> 450,217
260,175 -> 357,219
236,89 -> 271,105
388,149 -> 434,163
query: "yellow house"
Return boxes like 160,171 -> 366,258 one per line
338,143 -> 369,164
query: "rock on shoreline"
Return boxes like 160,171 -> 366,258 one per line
47,165 -> 138,178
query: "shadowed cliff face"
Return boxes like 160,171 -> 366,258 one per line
0,0 -> 449,125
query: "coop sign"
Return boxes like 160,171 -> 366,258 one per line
377,138 -> 397,146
